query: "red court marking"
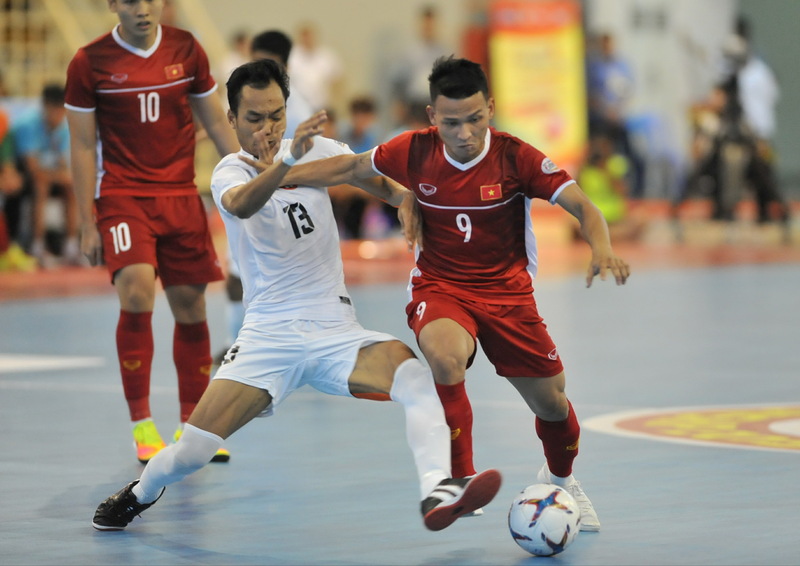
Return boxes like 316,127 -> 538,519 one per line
584,405 -> 800,453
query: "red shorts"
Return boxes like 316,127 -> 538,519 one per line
406,288 -> 564,378
95,194 -> 224,286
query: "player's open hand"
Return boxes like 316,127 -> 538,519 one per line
80,223 -> 104,267
289,110 -> 327,161
586,250 -> 630,288
238,131 -> 275,172
398,191 -> 423,252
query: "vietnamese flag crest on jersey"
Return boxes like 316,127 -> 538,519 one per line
164,64 -> 185,80
480,184 -> 502,201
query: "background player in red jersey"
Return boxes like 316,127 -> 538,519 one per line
280,56 -> 630,531
65,0 -> 239,463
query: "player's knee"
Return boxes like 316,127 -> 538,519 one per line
426,352 -> 466,384
533,392 -> 569,421
390,358 -> 438,406
173,424 -> 223,470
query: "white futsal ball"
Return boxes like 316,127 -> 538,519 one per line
508,483 -> 581,556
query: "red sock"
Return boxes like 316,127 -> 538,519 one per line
435,381 -> 476,478
173,321 -> 213,422
0,214 -> 10,252
116,310 -> 154,422
535,400 -> 580,478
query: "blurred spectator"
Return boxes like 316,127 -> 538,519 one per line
679,25 -> 790,229
324,107 -> 366,239
577,130 -> 646,243
727,17 -> 790,226
586,32 -> 646,198
389,5 -> 449,114
385,100 -> 431,141
250,29 -> 315,138
682,83 -> 729,208
13,84 -> 80,266
0,106 -> 35,272
340,96 -> 380,153
288,22 -> 344,112
218,29 -> 251,84
337,96 -> 396,239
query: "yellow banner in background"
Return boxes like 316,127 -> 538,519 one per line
489,0 -> 586,175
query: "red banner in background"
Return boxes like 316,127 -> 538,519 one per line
489,0 -> 587,175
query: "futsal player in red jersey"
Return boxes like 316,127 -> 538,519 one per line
65,0 -> 239,464
281,56 -> 630,531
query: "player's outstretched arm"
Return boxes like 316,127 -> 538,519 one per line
350,176 -> 422,250
283,150 -> 376,189
398,190 -> 423,252
555,183 -> 630,287
66,109 -> 103,266
190,94 -> 239,157
225,112 -> 327,218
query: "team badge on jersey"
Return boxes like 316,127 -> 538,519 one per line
419,183 -> 437,196
110,73 -> 128,84
541,157 -> 560,174
164,63 -> 185,80
480,184 -> 502,201
542,157 -> 561,175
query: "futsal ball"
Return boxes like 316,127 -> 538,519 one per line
508,483 -> 581,556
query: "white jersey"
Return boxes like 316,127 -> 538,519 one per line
210,137 -> 355,322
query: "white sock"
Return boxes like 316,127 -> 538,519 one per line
389,358 -> 450,499
132,423 -> 223,503
549,471 -> 576,487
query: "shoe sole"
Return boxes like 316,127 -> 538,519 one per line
579,521 -> 601,532
423,469 -> 502,531
92,521 -> 125,531
210,452 -> 230,463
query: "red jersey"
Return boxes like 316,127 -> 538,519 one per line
373,127 -> 575,305
64,25 -> 216,197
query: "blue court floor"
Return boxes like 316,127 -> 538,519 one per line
1,256 -> 799,565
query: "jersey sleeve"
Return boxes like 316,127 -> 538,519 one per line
189,36 -> 217,96
64,48 -> 96,111
515,142 -> 575,204
210,156 -> 252,215
371,130 -> 413,187
302,136 -> 354,161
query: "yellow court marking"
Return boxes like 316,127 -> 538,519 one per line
583,405 -> 800,453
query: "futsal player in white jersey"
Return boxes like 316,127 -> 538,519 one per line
91,58 -> 500,534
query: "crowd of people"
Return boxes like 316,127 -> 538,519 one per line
677,16 -> 790,231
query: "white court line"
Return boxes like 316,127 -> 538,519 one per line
0,379 -> 176,394
0,354 -> 181,394
0,354 -> 106,373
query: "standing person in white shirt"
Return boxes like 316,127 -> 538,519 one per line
288,22 -> 344,112
91,58 -> 501,534
732,18 -> 790,228
717,19 -> 790,229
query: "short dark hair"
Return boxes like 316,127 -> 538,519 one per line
428,56 -> 489,102
226,59 -> 290,116
250,30 -> 292,66
349,96 -> 375,115
42,83 -> 65,106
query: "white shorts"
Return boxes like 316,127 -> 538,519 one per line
212,318 -> 397,416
